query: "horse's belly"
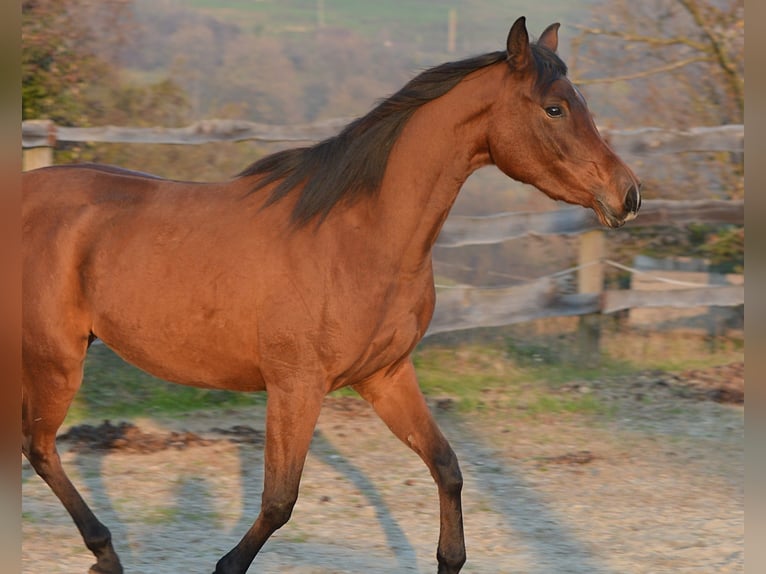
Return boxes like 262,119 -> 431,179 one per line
94,316 -> 266,392
88,258 -> 266,391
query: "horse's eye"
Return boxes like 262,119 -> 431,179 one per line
545,106 -> 563,118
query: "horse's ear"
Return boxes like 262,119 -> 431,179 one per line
506,16 -> 531,71
538,23 -> 560,53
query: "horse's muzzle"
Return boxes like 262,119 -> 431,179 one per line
594,179 -> 642,228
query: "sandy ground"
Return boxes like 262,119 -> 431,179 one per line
22,368 -> 743,574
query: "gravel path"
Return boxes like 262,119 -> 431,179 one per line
22,368 -> 743,573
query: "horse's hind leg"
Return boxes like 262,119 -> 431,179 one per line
353,359 -> 466,574
214,381 -> 324,574
23,344 -> 123,574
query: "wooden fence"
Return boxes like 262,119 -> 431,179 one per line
21,119 -> 744,152
21,120 -> 744,338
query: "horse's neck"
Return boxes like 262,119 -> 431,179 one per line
372,64 -> 502,269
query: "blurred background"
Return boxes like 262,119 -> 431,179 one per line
21,3 -> 745,572
21,0 -> 744,386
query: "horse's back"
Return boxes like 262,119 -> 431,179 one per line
23,164 -> 163,214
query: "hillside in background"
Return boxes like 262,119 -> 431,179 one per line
124,0 -> 595,125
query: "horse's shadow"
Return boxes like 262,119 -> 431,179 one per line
440,411 -> 617,574
25,405 -> 616,574
221,426 -> 419,572
306,429 -> 420,569
28,422 -> 416,572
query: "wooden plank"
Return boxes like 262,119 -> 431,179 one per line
605,124 -> 744,155
22,118 -> 350,148
436,199 -> 743,247
22,147 -> 52,171
436,207 -> 600,246
22,120 -> 55,171
578,230 -> 604,294
426,278 -> 600,336
623,199 -> 744,227
425,283 -> 743,337
603,285 -> 744,314
577,230 -> 605,360
22,121 -> 743,152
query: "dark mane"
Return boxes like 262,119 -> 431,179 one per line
239,44 -> 565,226
529,44 -> 567,93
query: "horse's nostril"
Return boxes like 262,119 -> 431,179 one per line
624,184 -> 640,213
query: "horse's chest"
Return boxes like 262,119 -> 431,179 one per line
329,278 -> 435,386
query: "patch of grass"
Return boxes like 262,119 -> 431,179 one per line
413,345 -> 519,411
67,345 -> 266,425
500,320 -> 743,377
524,394 -> 609,417
68,321 -> 743,423
413,322 -> 742,416
600,329 -> 744,373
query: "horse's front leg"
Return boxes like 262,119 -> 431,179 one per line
213,380 -> 324,574
353,359 -> 466,574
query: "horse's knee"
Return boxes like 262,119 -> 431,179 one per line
261,497 -> 296,529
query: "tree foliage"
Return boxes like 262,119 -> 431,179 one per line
22,0 -> 111,123
22,0 -> 191,166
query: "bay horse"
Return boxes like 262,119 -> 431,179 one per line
22,17 -> 640,574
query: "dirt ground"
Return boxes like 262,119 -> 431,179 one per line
22,364 -> 743,574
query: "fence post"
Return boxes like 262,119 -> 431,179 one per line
447,9 -> 457,53
577,230 -> 605,362
22,119 -> 55,171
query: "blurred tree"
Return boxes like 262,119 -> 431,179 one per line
22,0 -> 193,168
22,0 -> 115,123
572,0 -> 743,122
569,0 -> 743,200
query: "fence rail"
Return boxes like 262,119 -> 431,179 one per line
21,119 -> 744,154
438,199 -> 743,246
21,119 -> 745,339
427,271 -> 744,336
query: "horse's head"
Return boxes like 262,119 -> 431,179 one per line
488,17 -> 641,228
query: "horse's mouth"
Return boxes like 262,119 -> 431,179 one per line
593,202 -> 626,229
593,198 -> 640,229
